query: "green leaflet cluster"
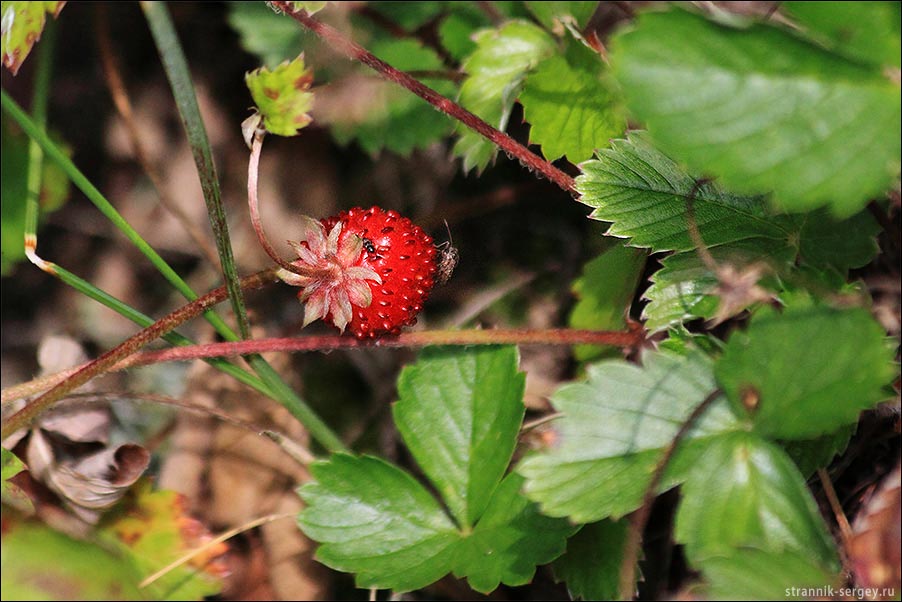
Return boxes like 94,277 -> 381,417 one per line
297,346 -> 576,593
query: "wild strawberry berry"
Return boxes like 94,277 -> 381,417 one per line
279,206 -> 437,339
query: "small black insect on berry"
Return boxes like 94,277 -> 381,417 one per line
362,237 -> 376,254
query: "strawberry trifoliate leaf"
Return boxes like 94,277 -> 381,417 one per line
695,548 -> 841,600
518,350 -> 740,522
675,432 -> 839,569
394,345 -> 525,529
245,54 -> 314,137
552,519 -> 633,601
453,21 -> 556,172
520,40 -> 626,163
0,1 -> 65,75
450,473 -> 577,592
326,38 -> 456,157
715,303 -> 897,440
783,423 -> 855,478
576,133 -> 793,252
783,1 -> 901,68
796,209 -> 880,274
300,346 -> 573,594
641,238 -> 794,333
524,1 -> 599,33
569,242 -> 646,361
611,9 -> 901,218
298,454 -> 459,593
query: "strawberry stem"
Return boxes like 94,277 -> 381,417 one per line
269,1 -> 578,196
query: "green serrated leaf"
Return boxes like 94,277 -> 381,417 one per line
783,423 -> 855,478
298,454 -> 459,593
1,447 -> 33,513
576,133 -> 794,252
694,548 -> 841,600
797,209 -> 880,273
784,1 -> 901,68
0,1 -> 64,76
552,519 -> 631,601
569,242 -> 646,361
451,473 -> 576,593
228,2 -> 304,68
394,346 -> 525,528
327,38 -> 456,157
675,432 -> 839,568
521,40 -> 626,163
525,2 -> 598,33
453,21 -> 556,172
245,54 -> 314,137
641,238 -> 794,332
611,9 -> 901,217
715,303 -> 897,440
1,521 -> 144,600
518,350 -> 740,522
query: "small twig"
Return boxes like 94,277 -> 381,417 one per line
0,269 -> 278,440
618,388 -> 723,601
50,392 -> 314,466
269,1 -> 577,196
520,412 -> 563,433
817,467 -> 854,545
139,512 -> 295,589
3,328 -> 645,404
95,5 -> 220,267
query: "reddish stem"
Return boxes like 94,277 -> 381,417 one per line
4,328 -> 645,403
270,1 -> 577,196
0,269 -> 278,440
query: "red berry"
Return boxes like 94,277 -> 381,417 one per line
279,206 -> 437,339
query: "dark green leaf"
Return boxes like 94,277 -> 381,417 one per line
611,9 -> 901,217
715,303 -> 897,439
521,41 -> 626,163
693,548 -> 841,600
394,346 -> 525,528
453,21 -> 556,172
227,2 -> 304,68
797,209 -> 880,273
327,38 -> 456,157
569,242 -> 646,360
783,423 -> 855,478
0,1 -> 64,75
784,1 -> 901,68
518,350 -> 739,522
1,521 -> 144,600
675,432 -> 838,568
553,519 -> 631,601
525,2 -> 599,33
298,454 -> 459,593
576,133 -> 793,252
450,473 -> 576,593
641,238 -> 794,332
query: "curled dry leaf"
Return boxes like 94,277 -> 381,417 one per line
849,463 -> 902,595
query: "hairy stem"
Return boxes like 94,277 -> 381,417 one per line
269,1 -> 576,196
0,269 -> 277,441
4,328 -> 645,403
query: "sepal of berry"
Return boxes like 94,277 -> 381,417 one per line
277,215 -> 381,333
